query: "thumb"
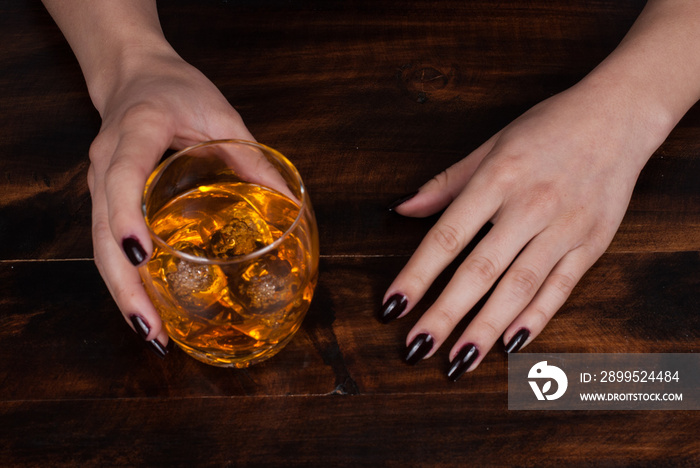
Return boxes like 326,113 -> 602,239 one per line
392,133 -> 499,218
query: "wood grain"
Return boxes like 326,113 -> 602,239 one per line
1,252 -> 697,400
2,395 -> 698,467
0,0 -> 697,466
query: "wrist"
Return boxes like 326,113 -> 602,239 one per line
576,70 -> 676,159
576,0 -> 700,158
86,38 -> 178,115
43,0 -> 176,115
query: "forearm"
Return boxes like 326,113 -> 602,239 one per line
580,0 -> 700,152
42,0 -> 174,113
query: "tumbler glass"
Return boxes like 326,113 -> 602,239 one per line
140,140 -> 319,367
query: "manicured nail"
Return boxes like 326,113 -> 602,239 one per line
505,328 -> 530,354
404,333 -> 434,365
447,344 -> 479,382
130,315 -> 169,359
379,294 -> 408,323
387,191 -> 418,211
123,236 -> 147,266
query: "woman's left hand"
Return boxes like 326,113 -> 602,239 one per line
380,78 -> 665,381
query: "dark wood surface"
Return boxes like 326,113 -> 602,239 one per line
1,0 -> 698,466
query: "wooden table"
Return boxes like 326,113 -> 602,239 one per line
1,1 -> 698,465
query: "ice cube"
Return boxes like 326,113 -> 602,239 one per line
236,253 -> 301,312
206,201 -> 275,259
161,242 -> 228,310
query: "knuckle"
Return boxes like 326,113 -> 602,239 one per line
523,182 -> 560,213
435,305 -> 460,328
403,268 -> 432,294
119,101 -> 164,128
476,316 -> 502,340
430,223 -> 463,255
529,305 -> 553,329
428,170 -> 451,191
547,271 -> 578,301
104,157 -> 130,181
508,267 -> 541,301
91,220 -> 113,273
462,254 -> 500,285
585,225 -> 615,256
103,158 -> 138,195
493,164 -> 519,190
88,133 -> 111,167
480,153 -> 520,190
91,217 -> 113,247
118,104 -> 172,151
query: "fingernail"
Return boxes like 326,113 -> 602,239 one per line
505,328 -> 530,354
130,315 -> 169,359
378,294 -> 408,324
404,333 -> 434,365
387,191 -> 418,211
447,344 -> 479,382
122,236 -> 147,266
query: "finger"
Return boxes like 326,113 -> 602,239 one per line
91,175 -> 169,354
103,126 -> 172,266
393,132 -> 500,218
502,244 -> 602,353
380,177 -> 501,322
200,106 -> 256,143
402,214 -> 543,362
444,229 -> 574,379
210,140 -> 298,202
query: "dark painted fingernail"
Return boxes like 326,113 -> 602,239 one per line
123,236 -> 147,266
130,315 -> 169,359
505,328 -> 530,354
146,336 -> 169,358
404,333 -> 434,365
379,294 -> 408,323
387,191 -> 418,211
447,344 -> 479,382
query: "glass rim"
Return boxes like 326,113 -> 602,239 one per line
141,139 -> 309,266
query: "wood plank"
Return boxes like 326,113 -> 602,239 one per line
1,394 -> 697,467
0,147 -> 698,260
1,251 -> 696,401
1,1 -> 698,260
1,1 -> 698,466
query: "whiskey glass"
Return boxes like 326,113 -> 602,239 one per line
140,140 -> 319,367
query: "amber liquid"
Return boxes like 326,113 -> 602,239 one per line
141,182 -> 318,367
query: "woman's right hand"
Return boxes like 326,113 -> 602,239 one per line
87,48 -> 255,355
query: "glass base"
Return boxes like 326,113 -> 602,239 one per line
170,333 -> 296,368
